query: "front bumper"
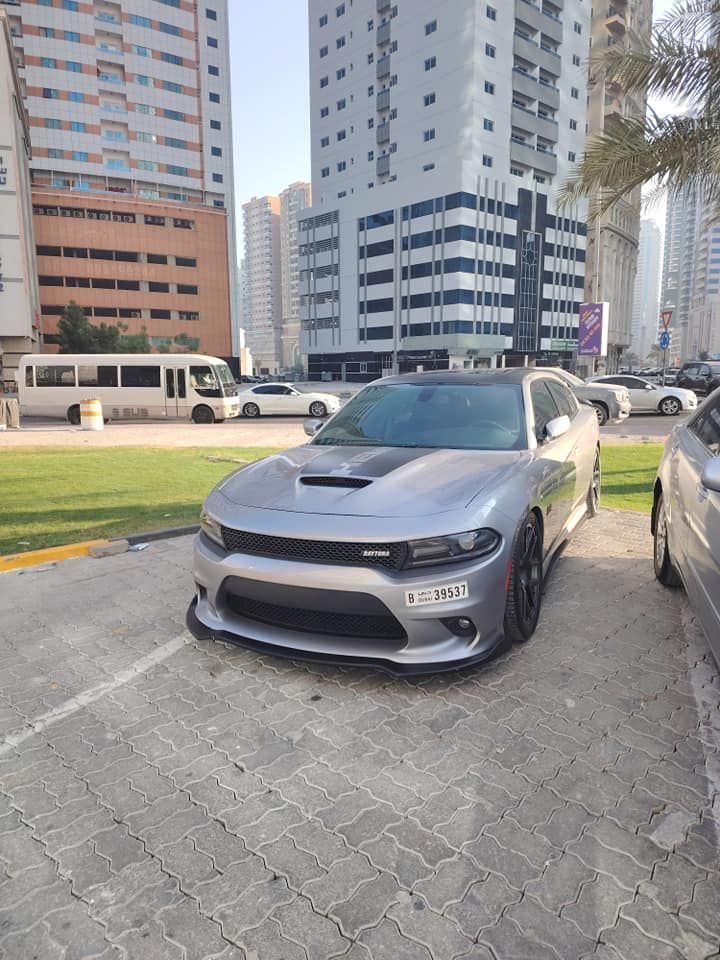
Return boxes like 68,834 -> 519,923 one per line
188,532 -> 510,674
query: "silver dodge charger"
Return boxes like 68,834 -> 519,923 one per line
187,368 -> 600,674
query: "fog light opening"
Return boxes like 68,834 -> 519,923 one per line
442,616 -> 477,639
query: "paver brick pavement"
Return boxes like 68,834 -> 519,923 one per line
0,510 -> 719,959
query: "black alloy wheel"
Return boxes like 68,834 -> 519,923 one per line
504,512 -> 543,643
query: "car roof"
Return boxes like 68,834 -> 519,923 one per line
376,367 -> 565,387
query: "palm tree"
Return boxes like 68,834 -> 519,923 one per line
562,0 -> 720,217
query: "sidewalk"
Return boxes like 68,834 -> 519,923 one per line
1,510 -> 718,959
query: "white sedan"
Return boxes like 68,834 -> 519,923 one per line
239,384 -> 341,418
588,375 -> 697,416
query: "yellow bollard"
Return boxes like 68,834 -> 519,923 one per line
80,398 -> 104,431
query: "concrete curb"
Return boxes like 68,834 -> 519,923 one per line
119,524 -> 200,545
0,539 -> 109,574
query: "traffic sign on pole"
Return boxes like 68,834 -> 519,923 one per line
661,309 -> 673,331
659,331 -> 670,350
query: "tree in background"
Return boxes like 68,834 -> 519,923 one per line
699,349 -> 710,360
57,303 -> 150,353
563,0 -> 720,217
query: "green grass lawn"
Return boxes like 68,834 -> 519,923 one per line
0,443 -> 663,555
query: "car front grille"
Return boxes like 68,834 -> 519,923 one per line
224,591 -> 407,641
220,526 -> 407,570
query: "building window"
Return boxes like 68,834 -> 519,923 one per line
64,31 -> 80,41
320,75 -> 329,87
208,65 -> 219,76
574,21 -> 582,34
70,121 -> 86,132
207,36 -> 218,47
207,7 -> 217,19
69,91 -> 85,102
320,45 -> 329,57
40,27 -> 55,37
66,61 -> 82,72
161,52 -> 183,65
210,119 -> 221,130
138,160 -> 158,171
321,106 -> 329,118
336,2 -> 345,15
424,92 -> 436,106
368,150 -> 374,160
571,87 -> 579,99
42,88 -> 59,99
367,18 -> 374,30
510,166 -> 524,177
483,118 -> 494,131
136,131 -> 156,143
337,98 -> 346,109
159,21 -> 181,35
572,53 -> 581,66
176,256 -> 196,267
368,84 -> 374,96
48,148 -> 63,159
487,5 -> 496,18
321,136 -> 330,147
209,92 -> 220,103
423,128 -> 435,142
425,19 -> 437,35
338,160 -> 346,171
41,57 -> 57,68
319,13 -> 328,26
178,284 -> 198,295
336,36 -> 345,49
485,43 -> 495,57
368,52 -> 374,64
211,146 -> 222,157
424,56 -> 437,71
133,45 -> 150,57
482,154 -> 493,167
569,118 -> 578,130
337,129 -> 346,140
212,173 -> 224,183
136,74 -> 151,86
63,0 -> 78,9
336,67 -> 346,79
167,165 -> 189,176
568,151 -> 576,161
129,14 -> 151,26
484,81 -> 495,94
45,118 -> 61,129
423,163 -> 435,171
163,80 -> 182,92
321,166 -> 330,178
164,109 -> 185,121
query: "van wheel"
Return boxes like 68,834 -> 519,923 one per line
192,405 -> 215,424
68,405 -> 81,426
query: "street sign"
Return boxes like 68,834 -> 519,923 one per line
660,309 -> 673,331
659,331 -> 670,349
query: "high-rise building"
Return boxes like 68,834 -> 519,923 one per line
2,0 -> 239,359
687,210 -> 720,359
0,8 -> 40,390
299,0 -> 590,380
242,195 -> 282,374
630,219 -> 662,363
661,186 -> 699,362
279,181 -> 311,371
584,0 -> 652,370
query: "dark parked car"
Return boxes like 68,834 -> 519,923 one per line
677,361 -> 720,396
652,388 -> 720,663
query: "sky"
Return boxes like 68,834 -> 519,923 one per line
229,0 -> 677,244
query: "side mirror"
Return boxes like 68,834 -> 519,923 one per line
303,418 -> 324,438
645,383 -> 654,390
701,457 -> 720,493
544,415 -> 571,441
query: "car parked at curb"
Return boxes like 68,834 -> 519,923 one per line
239,383 -> 340,418
188,368 -> 601,674
677,361 -> 720,397
541,367 -> 630,426
588,375 -> 697,416
652,388 -> 720,663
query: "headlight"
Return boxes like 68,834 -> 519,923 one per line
404,529 -> 500,569
200,509 -> 224,547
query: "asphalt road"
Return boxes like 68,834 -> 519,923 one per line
601,412 -> 690,442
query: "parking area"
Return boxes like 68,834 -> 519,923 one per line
1,510 -> 718,960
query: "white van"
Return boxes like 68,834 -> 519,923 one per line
18,354 -> 240,424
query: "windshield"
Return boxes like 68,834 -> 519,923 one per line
214,363 -> 237,397
313,382 -> 526,450
555,369 -> 583,387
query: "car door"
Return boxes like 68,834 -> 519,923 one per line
547,378 -> 587,510
622,376 -> 658,411
250,385 -> 274,413
530,379 -> 575,551
282,386 -> 305,414
676,397 -> 720,658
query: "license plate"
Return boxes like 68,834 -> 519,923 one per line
405,581 -> 468,607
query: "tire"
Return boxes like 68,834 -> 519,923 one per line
309,401 -> 327,418
659,396 -> 681,416
68,405 -> 81,426
591,402 -> 608,426
192,405 -> 215,424
587,448 -> 601,518
653,492 -> 682,587
242,402 -> 260,418
504,512 -> 543,644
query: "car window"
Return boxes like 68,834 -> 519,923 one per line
710,364 -> 720,376
683,365 -> 699,376
700,365 -> 711,377
253,385 -> 273,394
691,398 -> 720,455
597,376 -> 623,386
530,380 -> 560,439
546,379 -> 578,419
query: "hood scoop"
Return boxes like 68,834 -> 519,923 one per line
300,476 -> 372,489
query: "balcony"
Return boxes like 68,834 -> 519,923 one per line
376,88 -> 390,111
377,21 -> 390,45
377,0 -> 390,10
606,11 -> 627,35
510,138 -> 557,176
376,121 -> 390,144
376,54 -> 390,79
514,33 -> 561,75
515,0 -> 562,42
376,154 -> 390,177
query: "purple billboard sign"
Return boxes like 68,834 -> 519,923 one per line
578,302 -> 609,357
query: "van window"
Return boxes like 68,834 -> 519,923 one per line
120,365 -> 161,388
190,365 -> 221,398
35,365 -> 76,387
78,364 -> 119,387
25,367 -> 33,387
